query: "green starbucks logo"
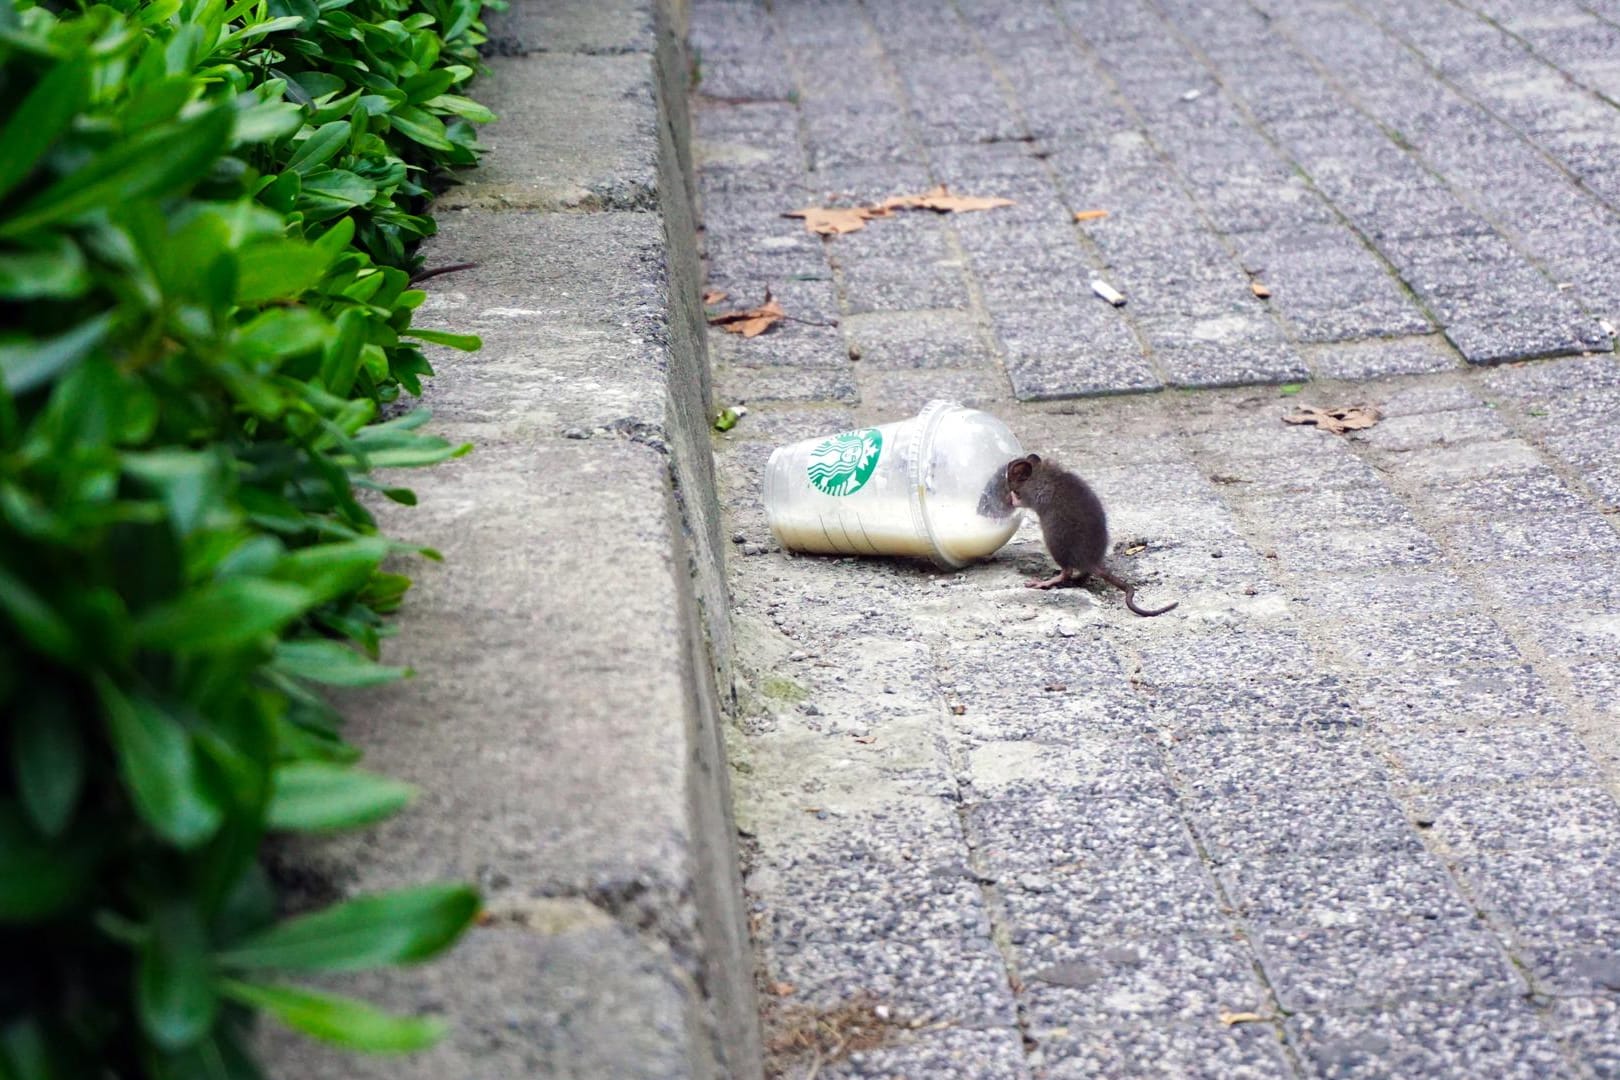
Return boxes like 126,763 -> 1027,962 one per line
806,428 -> 882,496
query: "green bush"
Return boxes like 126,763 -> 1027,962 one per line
0,0 -> 497,1072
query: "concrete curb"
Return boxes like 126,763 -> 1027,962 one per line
261,1 -> 762,1076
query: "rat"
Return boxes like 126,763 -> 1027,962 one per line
1004,454 -> 1178,617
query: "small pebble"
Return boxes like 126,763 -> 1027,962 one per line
743,543 -> 768,556
562,426 -> 590,440
788,650 -> 809,662
801,702 -> 822,716
1019,873 -> 1052,894
732,532 -> 747,544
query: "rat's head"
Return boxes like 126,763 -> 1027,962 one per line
1005,454 -> 1042,507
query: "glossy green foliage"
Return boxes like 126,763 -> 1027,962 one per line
0,0 -> 493,1072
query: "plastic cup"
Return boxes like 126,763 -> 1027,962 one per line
763,399 -> 1026,568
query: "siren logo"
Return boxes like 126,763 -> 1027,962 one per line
806,428 -> 882,496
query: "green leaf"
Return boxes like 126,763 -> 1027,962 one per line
387,105 -> 454,151
401,69 -> 455,104
0,234 -> 91,300
235,308 -> 331,359
218,980 -> 445,1053
122,448 -> 221,536
299,167 -> 376,208
267,762 -> 414,833
426,94 -> 495,124
96,680 -> 223,848
235,239 -> 335,303
286,121 -> 352,173
0,57 -> 91,203
400,328 -> 480,351
1278,383 -> 1304,397
0,107 -> 235,238
0,802 -> 90,923
233,100 -> 305,145
0,564 -> 75,661
270,639 -> 408,687
270,538 -> 389,604
138,902 -> 218,1050
13,690 -> 84,837
0,312 -> 115,396
216,884 -> 478,971
133,579 -> 315,652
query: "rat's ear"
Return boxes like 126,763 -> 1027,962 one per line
1007,458 -> 1034,485
1025,453 -> 1041,465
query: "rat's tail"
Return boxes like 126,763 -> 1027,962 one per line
1095,568 -> 1178,618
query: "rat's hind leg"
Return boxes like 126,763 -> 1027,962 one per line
1027,567 -> 1080,590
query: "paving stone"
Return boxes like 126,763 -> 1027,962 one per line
1438,510 -> 1620,563
1018,934 -> 1270,1029
1035,1018 -> 1293,1079
821,1026 -> 1032,1079
1323,611 -> 1522,671
1221,846 -> 1475,929
1263,521 -> 1444,573
1255,921 -> 1523,1011
1349,665 -> 1563,728
1543,995 -> 1620,1074
1190,785 -> 1421,861
762,934 -> 1018,1029
1474,554 -> 1620,609
1287,997 -> 1578,1079
1514,607 -> 1620,660
1413,467 -> 1594,520
1455,843 -> 1620,942
1429,785 -> 1620,853
1167,729 -> 1390,796
1310,336 -> 1462,380
1350,407 -> 1514,453
1148,676 -> 1364,737
714,362 -> 858,405
1287,568 -> 1478,615
1134,628 -> 1318,686
961,734 -> 1172,802
968,795 -> 1227,939
1383,726 -> 1601,787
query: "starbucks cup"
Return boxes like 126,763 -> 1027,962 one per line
763,400 -> 1026,569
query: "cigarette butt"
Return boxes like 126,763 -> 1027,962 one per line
1091,279 -> 1126,306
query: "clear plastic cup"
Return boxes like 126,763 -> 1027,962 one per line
763,399 -> 1026,568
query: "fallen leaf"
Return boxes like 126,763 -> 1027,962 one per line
1278,383 -> 1304,396
1073,209 -> 1109,221
1283,404 -> 1382,435
783,205 -> 884,235
1219,1011 -> 1267,1026
707,289 -> 786,337
713,407 -> 741,432
702,288 -> 728,305
769,982 -> 797,997
949,702 -> 967,715
852,735 -> 875,744
878,185 -> 1015,214
1250,281 -> 1272,299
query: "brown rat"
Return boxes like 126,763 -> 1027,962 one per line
1005,454 -> 1177,617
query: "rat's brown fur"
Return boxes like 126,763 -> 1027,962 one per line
1005,454 -> 1177,617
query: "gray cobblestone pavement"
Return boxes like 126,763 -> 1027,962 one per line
691,0 -> 1620,1075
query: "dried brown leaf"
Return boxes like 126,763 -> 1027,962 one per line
702,288 -> 728,305
769,982 -> 797,997
784,206 -> 883,235
1283,404 -> 1382,435
879,184 -> 1015,214
706,289 -> 786,338
1250,281 -> 1272,299
1073,209 -> 1109,221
